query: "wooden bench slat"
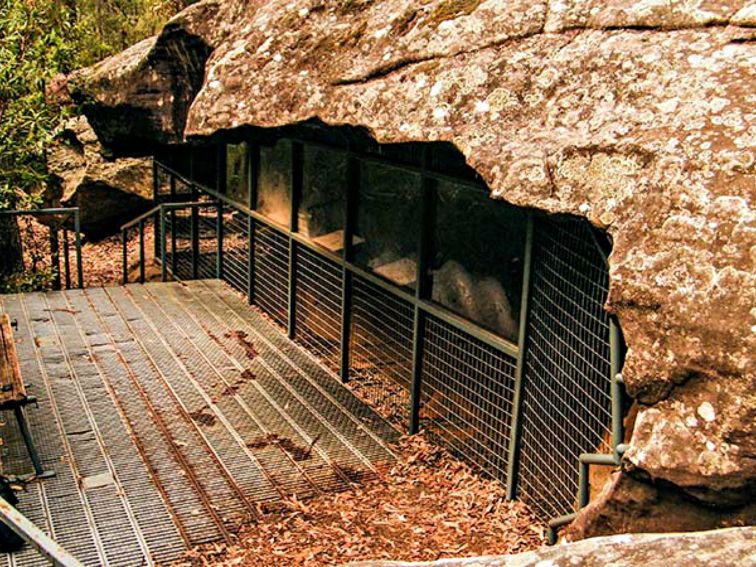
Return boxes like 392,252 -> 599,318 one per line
0,314 -> 27,408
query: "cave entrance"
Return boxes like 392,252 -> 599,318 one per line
153,123 -> 624,527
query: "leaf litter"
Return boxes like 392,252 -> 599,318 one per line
176,434 -> 545,566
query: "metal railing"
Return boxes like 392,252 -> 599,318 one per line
125,145 -> 626,538
0,208 -> 83,290
0,498 -> 84,567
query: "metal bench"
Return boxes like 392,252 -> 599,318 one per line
0,314 -> 54,480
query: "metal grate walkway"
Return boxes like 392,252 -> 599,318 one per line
0,280 -> 398,566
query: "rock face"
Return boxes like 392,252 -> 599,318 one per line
347,526 -> 756,567
47,116 -> 152,237
56,0 -> 222,154
56,0 -> 755,539
565,470 -> 755,541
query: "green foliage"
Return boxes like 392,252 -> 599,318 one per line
0,0 -> 195,210
0,267 -> 58,293
0,1 -> 76,210
0,0 -> 191,284
72,1 -> 198,67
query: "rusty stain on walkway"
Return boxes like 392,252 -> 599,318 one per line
0,280 -> 398,566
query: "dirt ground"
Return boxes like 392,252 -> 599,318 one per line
177,435 -> 545,567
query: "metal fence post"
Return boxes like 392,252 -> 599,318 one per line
160,207 -> 167,282
138,219 -> 146,284
409,150 -> 436,435
287,142 -> 303,340
170,174 -> 177,277
49,225 -> 61,290
74,209 -> 83,289
506,213 -> 535,499
247,144 -> 260,305
216,142 -> 227,281
216,200 -> 224,279
189,150 -> 200,280
610,317 -> 625,462
191,187 -> 199,280
122,229 -> 128,285
62,229 -> 71,289
152,159 -> 159,260
339,154 -> 359,383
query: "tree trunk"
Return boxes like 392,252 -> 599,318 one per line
0,216 -> 24,279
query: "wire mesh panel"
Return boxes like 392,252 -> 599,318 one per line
0,210 -> 82,290
293,246 -> 343,372
419,315 -> 517,483
348,275 -> 414,430
163,208 -> 193,280
163,204 -> 219,281
253,225 -> 289,328
221,211 -> 250,294
517,217 -> 612,520
155,165 -> 172,200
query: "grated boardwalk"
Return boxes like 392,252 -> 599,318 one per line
0,281 -> 398,566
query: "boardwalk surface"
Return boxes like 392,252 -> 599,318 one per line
0,280 -> 398,566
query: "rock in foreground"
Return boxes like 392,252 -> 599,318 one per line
348,526 -> 755,567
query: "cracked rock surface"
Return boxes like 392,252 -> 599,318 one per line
46,116 -> 152,237
56,0 -> 755,538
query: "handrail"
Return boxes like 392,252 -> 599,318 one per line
120,204 -> 162,231
0,207 -> 83,289
121,198 -> 220,285
0,497 -> 85,566
0,207 -> 79,217
153,161 -> 521,359
120,201 -> 215,231
155,163 -> 243,213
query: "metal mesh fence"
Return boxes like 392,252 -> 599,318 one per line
149,159 -> 618,526
2,212 -> 82,290
419,315 -> 517,484
252,225 -> 290,328
221,211 -> 250,294
293,245 -> 342,372
517,217 -> 612,519
162,205 -> 219,281
348,275 -> 414,430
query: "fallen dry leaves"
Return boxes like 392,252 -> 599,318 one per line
13,216 -> 158,288
176,435 -> 545,567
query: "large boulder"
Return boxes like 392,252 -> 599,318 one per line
55,0 -> 756,538
565,470 -> 755,541
52,0 -> 224,155
347,526 -> 756,566
47,116 -> 152,237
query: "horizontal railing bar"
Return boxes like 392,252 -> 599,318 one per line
122,202 -> 217,231
121,205 -> 162,230
161,201 -> 218,211
417,299 -> 519,358
0,208 -> 79,216
547,512 -> 577,529
284,137 -> 490,193
0,498 -> 85,567
154,161 -> 520,359
161,135 -> 489,194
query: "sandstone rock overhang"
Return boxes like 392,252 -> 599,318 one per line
56,0 -> 755,540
